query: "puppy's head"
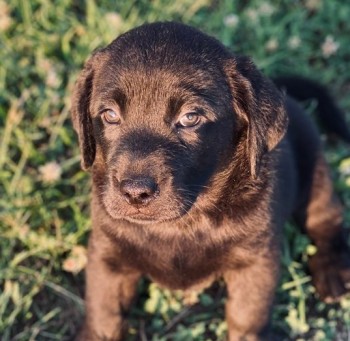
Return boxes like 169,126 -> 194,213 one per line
71,22 -> 287,224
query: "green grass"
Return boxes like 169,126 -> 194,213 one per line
1,0 -> 350,340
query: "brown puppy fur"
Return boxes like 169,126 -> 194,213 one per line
71,22 -> 350,341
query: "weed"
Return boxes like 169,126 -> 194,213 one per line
1,1 -> 350,340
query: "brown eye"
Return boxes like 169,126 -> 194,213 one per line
102,109 -> 121,124
178,112 -> 201,127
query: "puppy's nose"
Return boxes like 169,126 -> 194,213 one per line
119,177 -> 158,206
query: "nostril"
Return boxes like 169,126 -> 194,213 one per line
140,192 -> 150,200
119,177 -> 158,205
123,192 -> 131,199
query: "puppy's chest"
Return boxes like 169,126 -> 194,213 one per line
117,232 -> 232,289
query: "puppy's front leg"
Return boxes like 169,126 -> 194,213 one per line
78,231 -> 141,341
224,255 -> 280,341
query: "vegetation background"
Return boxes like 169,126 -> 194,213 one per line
1,0 -> 350,340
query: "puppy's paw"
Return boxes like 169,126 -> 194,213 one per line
76,326 -> 123,341
309,247 -> 350,303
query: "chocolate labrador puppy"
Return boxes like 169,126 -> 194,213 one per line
71,22 -> 350,341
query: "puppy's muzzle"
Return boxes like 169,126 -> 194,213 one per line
119,177 -> 158,206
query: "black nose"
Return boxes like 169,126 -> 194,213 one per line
119,177 -> 158,206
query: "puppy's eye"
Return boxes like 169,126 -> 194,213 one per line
102,109 -> 121,124
178,112 -> 201,127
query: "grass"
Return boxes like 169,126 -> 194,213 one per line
1,0 -> 350,340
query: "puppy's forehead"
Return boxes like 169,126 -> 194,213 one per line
106,22 -> 231,71
97,62 -> 218,102
91,23 -> 233,116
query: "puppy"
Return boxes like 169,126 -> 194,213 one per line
71,22 -> 350,341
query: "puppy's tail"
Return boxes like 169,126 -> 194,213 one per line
273,76 -> 350,143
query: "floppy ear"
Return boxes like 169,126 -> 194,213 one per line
224,56 -> 288,178
71,53 -> 101,170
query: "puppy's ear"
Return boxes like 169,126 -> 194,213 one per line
71,52 -> 102,170
225,56 -> 288,178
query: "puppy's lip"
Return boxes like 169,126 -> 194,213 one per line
124,216 -> 159,224
122,210 -> 160,222
121,210 -> 185,224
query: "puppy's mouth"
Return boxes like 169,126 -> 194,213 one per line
124,211 -> 160,223
103,194 -> 192,224
124,215 -> 164,224
116,206 -> 188,224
